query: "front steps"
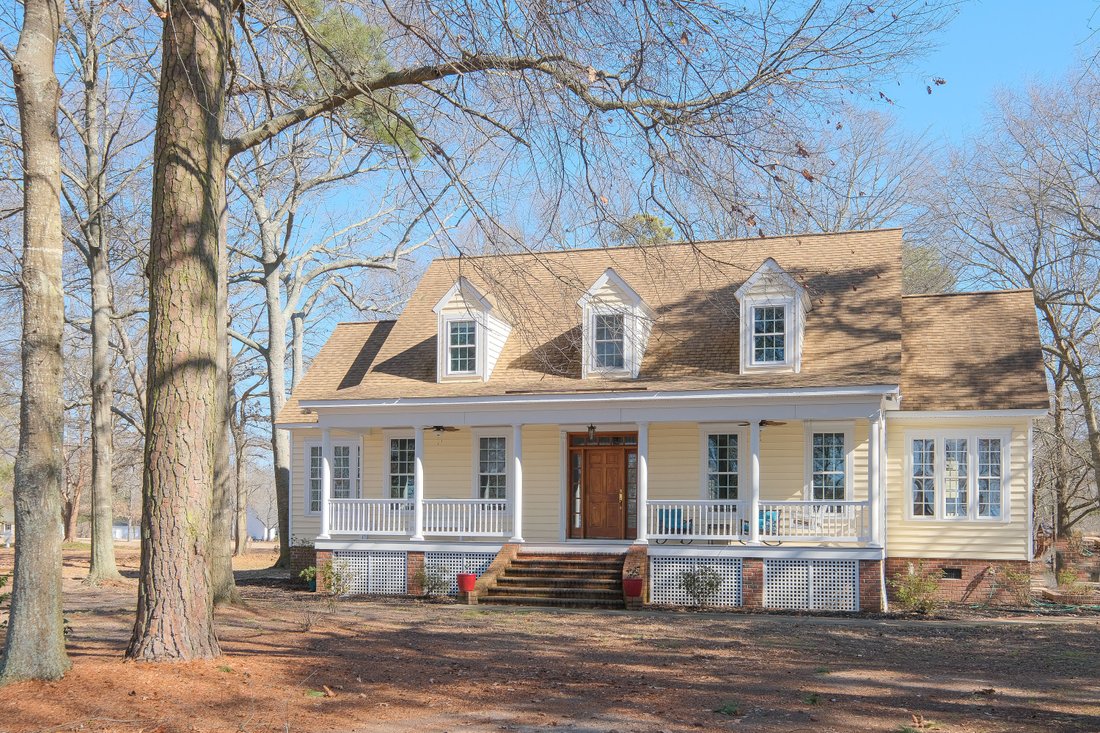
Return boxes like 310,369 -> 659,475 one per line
480,552 -> 626,609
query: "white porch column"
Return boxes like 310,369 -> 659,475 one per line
319,428 -> 332,539
510,424 -> 524,542
749,420 -> 761,544
868,411 -> 882,546
636,422 -> 649,544
412,425 -> 425,540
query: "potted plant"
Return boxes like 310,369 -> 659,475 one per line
456,572 -> 478,593
623,566 -> 644,598
299,566 -> 318,592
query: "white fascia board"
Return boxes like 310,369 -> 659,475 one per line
577,267 -> 646,309
432,276 -> 493,315
734,257 -> 811,310
647,544 -> 885,560
301,384 -> 901,411
887,409 -> 1048,421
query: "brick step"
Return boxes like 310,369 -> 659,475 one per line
496,575 -> 621,589
514,553 -> 627,562
501,567 -> 622,580
480,594 -> 626,609
485,586 -> 622,600
511,558 -> 624,568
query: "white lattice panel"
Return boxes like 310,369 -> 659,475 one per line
333,550 -> 408,596
764,559 -> 858,611
649,556 -> 742,607
763,559 -> 811,609
424,552 -> 496,595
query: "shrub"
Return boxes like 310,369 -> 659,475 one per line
1056,568 -> 1092,604
680,566 -> 723,608
890,562 -> 943,614
416,565 -> 451,598
0,574 -> 8,605
298,566 -> 317,584
318,559 -> 354,610
995,564 -> 1033,606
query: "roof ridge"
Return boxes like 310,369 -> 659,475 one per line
902,288 -> 1034,300
434,228 -> 903,262
335,319 -> 398,326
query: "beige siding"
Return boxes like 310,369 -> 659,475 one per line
521,425 -> 564,542
648,423 -> 701,499
885,418 -> 1030,560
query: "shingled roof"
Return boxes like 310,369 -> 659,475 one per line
276,229 -> 1047,424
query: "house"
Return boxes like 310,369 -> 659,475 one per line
276,229 -> 1048,611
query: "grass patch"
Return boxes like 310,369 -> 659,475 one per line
803,692 -> 820,705
305,690 -> 326,698
217,665 -> 232,673
814,666 -> 830,674
713,700 -> 739,716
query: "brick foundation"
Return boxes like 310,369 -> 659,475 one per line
407,551 -> 425,596
885,558 -> 1032,605
623,544 -> 647,609
314,550 -> 333,593
290,544 -> 316,575
859,560 -> 883,611
741,558 -> 763,607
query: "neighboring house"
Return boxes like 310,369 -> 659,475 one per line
247,506 -> 278,541
276,229 -> 1048,611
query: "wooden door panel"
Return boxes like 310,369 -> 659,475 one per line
585,448 -> 625,539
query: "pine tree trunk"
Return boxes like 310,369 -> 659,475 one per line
83,3 -> 121,583
126,0 -> 231,662
268,290 -> 291,566
2,0 -> 71,683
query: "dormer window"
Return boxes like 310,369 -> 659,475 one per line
578,269 -> 654,379
735,258 -> 810,374
447,319 -> 477,374
433,277 -> 512,382
752,305 -> 786,365
594,313 -> 626,369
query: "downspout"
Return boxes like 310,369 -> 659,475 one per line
879,407 -> 889,612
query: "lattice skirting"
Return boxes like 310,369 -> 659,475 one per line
332,550 -> 408,595
424,552 -> 496,595
763,559 -> 858,611
649,556 -> 743,607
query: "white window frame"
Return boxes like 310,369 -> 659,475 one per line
584,305 -> 637,377
330,441 -> 362,500
739,295 -> 797,372
903,428 -> 1012,522
470,429 -> 512,500
802,422 -> 855,502
382,429 -> 416,500
699,425 -> 748,501
440,313 -> 485,379
304,441 -> 323,515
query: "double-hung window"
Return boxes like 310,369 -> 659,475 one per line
752,305 -> 786,364
447,320 -> 477,374
388,438 -> 416,499
332,444 -> 358,499
593,313 -> 625,370
477,436 -> 508,500
810,432 -> 846,501
307,445 -> 323,513
705,433 -> 739,500
907,432 -> 1007,520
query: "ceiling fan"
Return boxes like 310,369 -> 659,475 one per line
431,425 -> 460,434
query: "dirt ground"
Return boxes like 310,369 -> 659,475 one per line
0,546 -> 1098,733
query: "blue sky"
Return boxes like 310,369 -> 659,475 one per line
890,0 -> 1098,141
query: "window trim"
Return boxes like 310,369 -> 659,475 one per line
585,305 -> 636,377
303,438 -> 362,515
470,429 -> 512,500
440,313 -> 484,379
903,428 -> 1012,522
751,303 -> 788,366
382,429 -> 416,500
304,441 -> 323,515
698,425 -> 749,501
739,294 -> 797,373
802,422 -> 855,502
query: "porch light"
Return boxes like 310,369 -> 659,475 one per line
587,424 -> 597,441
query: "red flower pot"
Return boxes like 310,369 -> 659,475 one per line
623,578 -> 644,597
457,573 -> 477,593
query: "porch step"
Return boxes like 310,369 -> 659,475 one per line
481,551 -> 627,610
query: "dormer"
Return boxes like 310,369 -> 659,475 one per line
433,277 -> 512,382
734,258 -> 811,374
577,268 -> 654,379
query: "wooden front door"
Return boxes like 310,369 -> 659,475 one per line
584,448 -> 626,539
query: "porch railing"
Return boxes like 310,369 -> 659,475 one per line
758,500 -> 870,542
422,499 -> 512,537
330,498 -> 411,536
647,500 -> 746,541
328,498 -> 512,537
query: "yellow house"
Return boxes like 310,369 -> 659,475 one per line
277,229 -> 1048,611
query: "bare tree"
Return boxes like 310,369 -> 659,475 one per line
935,67 -> 1100,531
2,0 -> 70,682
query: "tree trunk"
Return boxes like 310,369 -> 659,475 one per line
2,0 -> 71,683
232,396 -> 250,557
84,9 -> 122,582
126,0 -> 231,661
268,287 -> 291,566
210,334 -> 239,604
